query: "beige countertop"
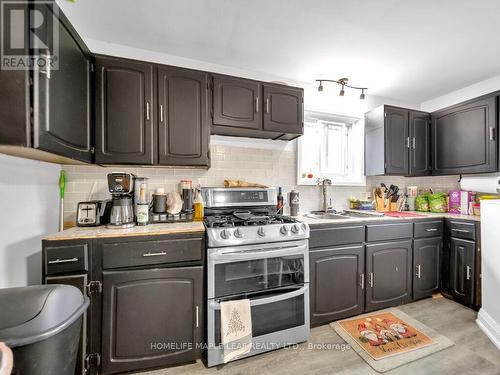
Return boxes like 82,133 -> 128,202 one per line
44,221 -> 205,241
296,211 -> 480,226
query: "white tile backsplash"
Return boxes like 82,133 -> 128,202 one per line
62,144 -> 460,222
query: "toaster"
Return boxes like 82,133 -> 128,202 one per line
76,200 -> 112,227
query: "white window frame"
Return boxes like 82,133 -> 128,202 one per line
297,111 -> 366,186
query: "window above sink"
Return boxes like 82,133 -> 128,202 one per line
297,111 -> 366,186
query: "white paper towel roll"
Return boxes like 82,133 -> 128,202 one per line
460,174 -> 500,193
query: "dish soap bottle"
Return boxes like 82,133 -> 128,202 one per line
193,190 -> 204,221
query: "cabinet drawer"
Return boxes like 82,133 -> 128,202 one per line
102,238 -> 203,269
414,220 -> 443,238
448,220 -> 476,240
44,243 -> 89,275
309,225 -> 365,248
366,223 -> 413,242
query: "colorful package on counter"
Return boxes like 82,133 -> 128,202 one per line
429,193 -> 448,213
415,193 -> 430,212
448,190 -> 473,214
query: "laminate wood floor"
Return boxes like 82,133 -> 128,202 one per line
138,297 -> 500,375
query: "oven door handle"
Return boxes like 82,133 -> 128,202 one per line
209,285 -> 309,310
210,245 -> 306,261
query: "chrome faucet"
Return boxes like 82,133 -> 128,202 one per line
317,178 -> 332,213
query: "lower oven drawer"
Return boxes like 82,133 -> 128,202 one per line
210,285 -> 308,345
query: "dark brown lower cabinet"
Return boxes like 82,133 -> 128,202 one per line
449,238 -> 475,306
413,237 -> 441,300
365,240 -> 412,312
101,266 -> 203,374
45,274 -> 88,375
309,245 -> 364,326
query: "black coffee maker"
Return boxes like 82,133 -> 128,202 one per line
107,172 -> 135,229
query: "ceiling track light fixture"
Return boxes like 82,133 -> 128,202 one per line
316,78 -> 368,100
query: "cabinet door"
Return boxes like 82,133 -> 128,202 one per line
310,245 -> 364,326
45,274 -> 88,375
384,107 -> 409,175
157,66 -> 209,166
263,84 -> 303,134
431,96 -> 497,174
95,56 -> 154,164
33,4 -> 92,162
101,267 -> 203,374
366,240 -> 412,311
450,238 -> 475,306
413,237 -> 441,300
409,111 -> 431,176
213,75 -> 262,130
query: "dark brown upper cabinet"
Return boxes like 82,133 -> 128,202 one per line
263,84 -> 303,137
431,95 -> 497,175
365,105 -> 430,176
0,2 -> 92,163
410,110 -> 431,175
211,78 -> 303,140
158,67 -> 209,167
212,75 -> 262,130
384,107 -> 409,175
95,56 -> 155,165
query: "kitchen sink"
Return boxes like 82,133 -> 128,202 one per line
304,212 -> 351,220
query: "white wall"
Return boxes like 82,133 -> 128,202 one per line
421,73 -> 500,112
0,154 -> 60,288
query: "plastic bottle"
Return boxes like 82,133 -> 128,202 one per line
193,190 -> 204,221
277,187 -> 284,214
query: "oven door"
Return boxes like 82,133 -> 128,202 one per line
206,284 -> 309,366
207,240 -> 308,299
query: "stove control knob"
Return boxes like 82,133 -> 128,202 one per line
257,227 -> 266,237
280,225 -> 290,235
220,229 -> 231,240
291,224 -> 300,234
234,228 -> 244,238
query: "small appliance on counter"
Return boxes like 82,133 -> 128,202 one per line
76,200 -> 112,227
107,172 -> 136,229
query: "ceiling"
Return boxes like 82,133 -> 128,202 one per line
57,0 -> 500,104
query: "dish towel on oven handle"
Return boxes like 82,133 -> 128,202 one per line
220,298 -> 252,363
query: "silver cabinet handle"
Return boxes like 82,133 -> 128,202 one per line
416,265 -> 421,279
490,127 -> 496,141
426,228 -> 438,232
255,97 -> 259,113
265,98 -> 270,113
48,257 -> 78,264
360,274 -> 365,289
142,251 -> 167,257
369,272 -> 374,287
195,306 -> 199,328
160,104 -> 164,122
412,137 -> 416,149
146,102 -> 150,121
39,53 -> 52,79
405,137 -> 410,148
452,228 -> 470,233
466,266 -> 471,280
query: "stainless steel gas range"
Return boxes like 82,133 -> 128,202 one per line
202,187 -> 310,367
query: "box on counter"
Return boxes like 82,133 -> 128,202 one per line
448,190 -> 473,214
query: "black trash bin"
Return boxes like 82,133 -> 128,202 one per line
0,285 -> 89,375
